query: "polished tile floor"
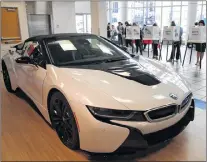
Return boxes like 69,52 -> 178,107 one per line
1,44 -> 206,161
141,44 -> 206,102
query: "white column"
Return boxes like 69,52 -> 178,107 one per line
91,0 -> 107,37
120,1 -> 128,23
51,1 -> 76,33
186,1 -> 197,40
187,1 -> 198,27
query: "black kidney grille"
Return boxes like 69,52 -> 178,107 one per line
147,105 -> 177,120
180,93 -> 193,111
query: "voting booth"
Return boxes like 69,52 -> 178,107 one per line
188,26 -> 206,43
163,26 -> 180,41
143,26 -> 161,40
126,26 -> 140,40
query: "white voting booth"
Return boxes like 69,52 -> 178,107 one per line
143,26 -> 161,40
182,26 -> 206,69
188,26 -> 206,43
163,26 -> 180,41
126,26 -> 140,40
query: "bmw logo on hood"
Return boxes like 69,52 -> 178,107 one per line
169,93 -> 178,100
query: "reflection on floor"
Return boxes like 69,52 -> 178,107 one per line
1,44 -> 206,161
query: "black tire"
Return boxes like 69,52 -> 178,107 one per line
2,61 -> 15,93
49,91 -> 80,150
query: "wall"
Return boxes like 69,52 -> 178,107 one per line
1,1 -> 29,40
51,1 -> 76,33
75,1 -> 90,14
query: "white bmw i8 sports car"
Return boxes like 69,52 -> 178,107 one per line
2,33 -> 195,153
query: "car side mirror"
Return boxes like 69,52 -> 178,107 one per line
16,56 -> 38,68
15,56 -> 31,64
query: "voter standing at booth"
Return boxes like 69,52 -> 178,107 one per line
168,21 -> 183,62
152,23 -> 159,59
195,20 -> 206,66
124,21 -> 133,52
133,23 -> 143,55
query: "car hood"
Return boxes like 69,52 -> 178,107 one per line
56,57 -> 191,111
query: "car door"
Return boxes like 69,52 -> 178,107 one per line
26,44 -> 47,105
14,41 -> 35,95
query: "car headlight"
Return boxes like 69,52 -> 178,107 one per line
87,106 -> 146,121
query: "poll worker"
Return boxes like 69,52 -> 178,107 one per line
195,20 -> 206,66
168,21 -> 183,62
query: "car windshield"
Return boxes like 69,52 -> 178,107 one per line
45,35 -> 130,66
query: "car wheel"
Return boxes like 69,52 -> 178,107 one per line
2,61 -> 15,93
49,91 -> 80,150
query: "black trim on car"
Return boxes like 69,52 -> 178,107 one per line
116,100 -> 195,153
90,99 -> 195,153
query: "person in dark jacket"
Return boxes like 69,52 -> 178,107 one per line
133,22 -> 143,55
107,23 -> 111,39
195,20 -> 206,66
124,21 -> 133,52
168,21 -> 183,62
152,23 -> 159,59
117,22 -> 124,46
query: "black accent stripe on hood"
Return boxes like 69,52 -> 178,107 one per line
64,59 -> 161,86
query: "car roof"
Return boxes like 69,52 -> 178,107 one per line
25,33 -> 96,42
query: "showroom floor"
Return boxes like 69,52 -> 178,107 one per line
1,44 -> 206,161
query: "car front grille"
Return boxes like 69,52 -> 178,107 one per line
144,104 -> 178,122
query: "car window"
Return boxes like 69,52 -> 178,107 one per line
46,35 -> 130,66
21,41 -> 33,55
22,41 -> 46,69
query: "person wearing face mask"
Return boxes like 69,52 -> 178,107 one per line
195,20 -> 206,66
167,21 -> 183,62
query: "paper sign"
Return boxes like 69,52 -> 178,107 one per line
188,26 -> 206,43
143,26 -> 161,40
163,26 -> 180,41
126,26 -> 140,40
126,26 -> 133,40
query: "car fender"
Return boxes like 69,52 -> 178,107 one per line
42,65 -> 129,124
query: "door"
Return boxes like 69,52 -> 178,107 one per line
27,14 -> 51,37
1,7 -> 21,42
15,41 -> 35,93
76,14 -> 91,33
15,41 -> 47,104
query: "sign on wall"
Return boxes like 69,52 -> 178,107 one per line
188,26 -> 206,43
143,26 -> 161,40
126,26 -> 140,40
163,26 -> 180,41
